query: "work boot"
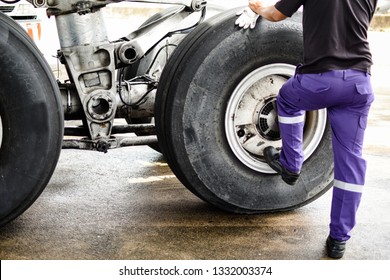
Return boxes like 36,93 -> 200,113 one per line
326,235 -> 346,259
263,146 -> 300,185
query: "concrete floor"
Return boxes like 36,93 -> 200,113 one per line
0,32 -> 389,260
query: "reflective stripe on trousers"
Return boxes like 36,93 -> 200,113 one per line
277,69 -> 374,241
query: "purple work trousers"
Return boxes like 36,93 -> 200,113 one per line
277,68 -> 374,241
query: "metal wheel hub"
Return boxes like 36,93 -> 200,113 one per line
257,98 -> 280,140
225,63 -> 327,174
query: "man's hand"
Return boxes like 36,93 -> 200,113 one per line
249,0 -> 266,14
249,0 -> 288,22
235,7 -> 259,29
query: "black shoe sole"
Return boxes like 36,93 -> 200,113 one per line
263,147 -> 300,185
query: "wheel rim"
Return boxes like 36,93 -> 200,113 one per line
225,63 -> 327,173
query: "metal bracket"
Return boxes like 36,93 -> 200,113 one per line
116,5 -> 192,65
28,0 -> 207,16
62,135 -> 158,152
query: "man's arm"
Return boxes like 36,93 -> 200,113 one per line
249,0 -> 287,22
235,0 -> 288,29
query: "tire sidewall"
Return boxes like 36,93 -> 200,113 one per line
0,13 -> 63,226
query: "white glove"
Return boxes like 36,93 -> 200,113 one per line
235,7 -> 259,29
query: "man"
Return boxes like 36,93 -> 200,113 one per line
236,0 -> 377,259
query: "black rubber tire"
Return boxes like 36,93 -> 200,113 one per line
0,13 -> 63,227
155,9 -> 334,213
